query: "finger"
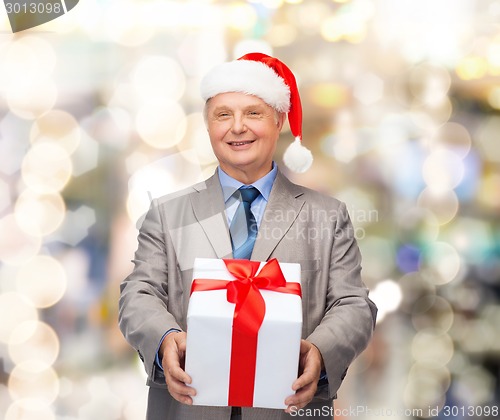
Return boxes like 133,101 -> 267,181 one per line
285,382 -> 317,411
165,357 -> 192,384
166,375 -> 196,399
163,338 -> 192,384
168,388 -> 194,405
291,365 -> 316,391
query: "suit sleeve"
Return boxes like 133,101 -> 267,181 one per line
307,201 -> 377,398
118,199 -> 182,385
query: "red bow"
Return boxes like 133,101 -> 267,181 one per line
190,258 -> 301,406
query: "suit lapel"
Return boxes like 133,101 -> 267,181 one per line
252,171 -> 305,261
190,172 -> 233,259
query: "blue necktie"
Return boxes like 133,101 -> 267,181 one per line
229,187 -> 260,260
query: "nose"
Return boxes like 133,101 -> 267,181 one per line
231,114 -> 247,134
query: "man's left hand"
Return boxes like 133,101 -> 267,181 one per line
284,339 -> 323,413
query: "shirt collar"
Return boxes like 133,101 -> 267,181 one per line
218,162 -> 278,203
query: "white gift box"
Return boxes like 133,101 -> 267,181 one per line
185,258 -> 302,409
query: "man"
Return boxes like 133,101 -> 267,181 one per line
119,53 -> 377,420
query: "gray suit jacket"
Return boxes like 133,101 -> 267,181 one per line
119,169 -> 377,420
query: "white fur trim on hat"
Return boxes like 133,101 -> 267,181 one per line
283,137 -> 313,173
200,60 -> 291,113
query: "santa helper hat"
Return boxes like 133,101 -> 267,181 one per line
200,52 -> 313,173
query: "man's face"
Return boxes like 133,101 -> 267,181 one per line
205,92 -> 285,183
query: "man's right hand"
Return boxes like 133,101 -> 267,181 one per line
159,331 -> 196,405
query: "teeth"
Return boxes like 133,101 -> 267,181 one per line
231,141 -> 252,146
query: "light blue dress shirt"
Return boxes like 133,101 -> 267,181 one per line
217,162 -> 278,228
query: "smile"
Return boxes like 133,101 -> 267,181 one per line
228,140 -> 255,146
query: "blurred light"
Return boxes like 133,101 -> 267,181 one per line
309,83 -> 348,108
404,362 -> 449,414
261,0 -> 284,8
127,167 -> 175,224
225,3 -> 258,29
321,1 -> 373,43
323,110 -> 358,163
453,365 -> 496,405
398,272 -> 436,315
125,151 -> 150,175
71,132 -> 99,177
7,79 -> 58,120
266,24 -> 298,47
396,244 -> 421,273
454,150 -> 482,201
483,305 -> 500,352
31,110 -> 81,155
442,217 -> 494,264
417,188 -> 459,225
16,255 -> 67,308
456,55 -> 488,80
477,171 -> 500,210
353,73 -> 384,105
132,55 -> 186,103
177,113 -> 218,165
321,12 -> 366,43
126,152 -> 205,224
451,285 -> 481,313
8,321 -> 60,366
21,143 -> 73,194
430,122 -> 471,158
422,149 -> 464,194
410,97 -> 453,126
0,214 -> 41,265
81,107 -> 132,150
0,292 -> 38,344
397,207 -> 440,245
487,35 -> 500,69
0,112 -> 32,176
284,1 -> 330,35
370,279 -> 402,323
110,5 -> 155,47
78,377 -> 122,419
476,116 -> 500,163
335,187 -> 377,227
8,361 -> 59,405
14,191 -> 66,237
420,241 -> 461,285
135,99 -> 187,149
5,401 -> 55,420
233,40 -> 273,59
0,37 -> 56,95
411,295 -> 454,332
54,205 -> 96,247
487,86 -> 500,109
382,140 -> 425,199
357,237 -> 395,279
411,329 -> 454,366
0,178 -> 11,213
409,63 -> 451,107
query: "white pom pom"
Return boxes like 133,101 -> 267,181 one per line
283,137 -> 313,173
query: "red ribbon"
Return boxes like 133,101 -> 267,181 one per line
190,258 -> 302,407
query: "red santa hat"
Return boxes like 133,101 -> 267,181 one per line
200,52 -> 313,173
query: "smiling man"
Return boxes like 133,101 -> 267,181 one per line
119,53 -> 377,420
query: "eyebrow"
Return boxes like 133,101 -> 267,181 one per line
211,104 -> 267,114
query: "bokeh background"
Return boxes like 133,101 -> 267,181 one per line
1,0 -> 499,419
